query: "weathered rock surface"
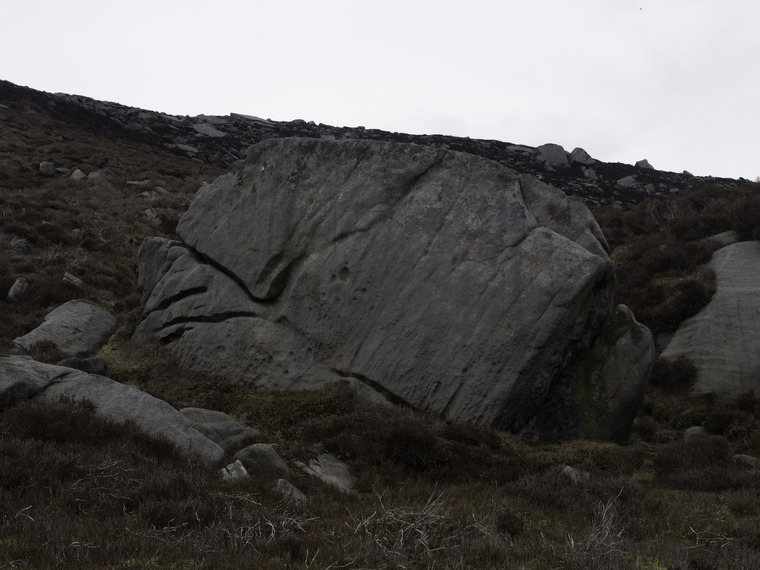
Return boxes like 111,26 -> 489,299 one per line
13,300 -> 115,357
662,241 -> 760,400
0,356 -> 224,465
181,407 -> 260,452
233,443 -> 290,477
135,138 -> 652,440
297,453 -> 356,493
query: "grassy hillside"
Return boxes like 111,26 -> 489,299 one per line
3,90 -> 760,568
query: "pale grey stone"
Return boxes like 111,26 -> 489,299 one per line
63,272 -> 83,288
7,278 -> 28,301
193,123 -> 226,138
635,159 -> 654,169
662,242 -> 760,400
70,169 -> 87,181
297,453 -> 355,493
14,300 -> 115,357
561,465 -> 589,483
617,175 -> 638,188
221,460 -> 249,482
57,356 -> 107,375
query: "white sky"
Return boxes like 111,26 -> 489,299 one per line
3,0 -> 759,179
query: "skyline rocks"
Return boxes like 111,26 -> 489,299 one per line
0,80 -> 742,208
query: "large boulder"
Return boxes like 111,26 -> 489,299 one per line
0,356 -> 224,465
13,300 -> 115,357
662,241 -> 760,400
134,138 -> 652,441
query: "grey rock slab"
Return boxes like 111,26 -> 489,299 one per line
70,169 -> 87,181
35,364 -> 223,464
233,443 -> 290,477
297,453 -> 355,493
88,169 -> 117,183
180,407 -> 259,452
14,300 -> 115,357
684,426 -> 709,440
193,123 -> 226,138
0,356 -> 69,406
635,159 -> 654,169
662,242 -> 760,400
137,138 -> 652,440
39,161 -> 56,176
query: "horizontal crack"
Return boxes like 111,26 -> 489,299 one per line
330,367 -> 410,408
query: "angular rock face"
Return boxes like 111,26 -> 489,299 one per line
662,241 -> 760,400
134,138 -> 652,441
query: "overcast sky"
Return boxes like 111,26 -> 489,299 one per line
3,0 -> 759,179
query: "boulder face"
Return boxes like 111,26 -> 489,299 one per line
134,138 -> 652,441
662,241 -> 760,400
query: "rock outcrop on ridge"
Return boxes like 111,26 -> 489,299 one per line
134,138 -> 653,441
661,241 -> 760,400
0,80 -> 743,209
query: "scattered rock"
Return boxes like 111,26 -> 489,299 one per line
233,443 -> 290,477
617,175 -> 638,188
733,454 -> 759,468
13,299 -> 116,357
39,161 -> 56,177
684,426 -> 709,440
561,465 -> 590,483
70,169 -> 87,181
0,234 -> 28,253
274,479 -> 307,503
180,407 -> 260,452
635,159 -> 654,169
220,459 -> 249,482
63,271 -> 84,288
88,169 -> 117,184
297,453 -> 355,493
143,207 -> 161,225
126,179 -> 152,186
193,123 -> 226,138
7,278 -> 28,301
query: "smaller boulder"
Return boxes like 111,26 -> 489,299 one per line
296,453 -> 355,493
560,465 -> 590,484
39,162 -> 56,177
635,159 -> 654,169
88,169 -> 117,184
733,454 -> 759,469
684,426 -> 709,440
220,459 -> 249,482
617,175 -> 638,188
233,443 -> 290,477
70,169 -> 88,181
535,143 -> 570,168
13,300 -> 115,357
7,278 -> 28,301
